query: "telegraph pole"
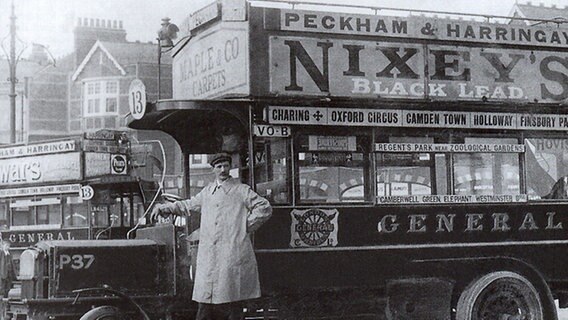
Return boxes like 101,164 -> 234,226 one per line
8,0 -> 17,143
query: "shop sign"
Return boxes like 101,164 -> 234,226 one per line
0,228 -> 89,248
84,130 -> 120,141
268,106 -> 568,131
269,37 -> 568,103
0,184 -> 81,198
277,9 -> 568,48
173,23 -> 249,99
290,208 -> 338,248
0,152 -> 81,186
0,140 -> 77,159
85,152 -> 111,177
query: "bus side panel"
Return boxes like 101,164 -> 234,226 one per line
255,204 -> 568,292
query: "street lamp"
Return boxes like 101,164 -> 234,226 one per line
156,17 -> 179,100
1,0 -> 26,143
2,2 -> 54,144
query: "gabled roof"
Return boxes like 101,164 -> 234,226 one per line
509,2 -> 568,25
72,40 -> 125,81
71,40 -> 171,81
100,41 -> 171,65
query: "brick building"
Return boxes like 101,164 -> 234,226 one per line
0,17 -> 182,191
509,1 -> 568,25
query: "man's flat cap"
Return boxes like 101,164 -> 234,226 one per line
210,152 -> 232,166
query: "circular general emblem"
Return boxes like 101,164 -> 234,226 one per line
294,209 -> 336,246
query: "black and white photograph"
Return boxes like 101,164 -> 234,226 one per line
1,0 -> 568,319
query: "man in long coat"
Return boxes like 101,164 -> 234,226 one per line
152,152 -> 272,320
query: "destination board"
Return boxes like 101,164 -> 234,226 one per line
268,106 -> 568,131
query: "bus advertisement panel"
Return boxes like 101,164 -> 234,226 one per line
269,37 -> 568,102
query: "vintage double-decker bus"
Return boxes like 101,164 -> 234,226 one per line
127,0 -> 568,318
8,0 -> 568,319
0,130 -> 152,266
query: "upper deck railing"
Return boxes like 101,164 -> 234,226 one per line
249,0 -> 568,26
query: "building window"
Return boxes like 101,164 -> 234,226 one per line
85,117 -> 104,130
191,154 -> 203,164
106,97 -> 117,113
84,79 -> 119,116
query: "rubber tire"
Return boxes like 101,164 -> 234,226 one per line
80,306 -> 124,320
455,271 -> 545,320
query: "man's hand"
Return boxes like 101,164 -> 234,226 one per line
150,203 -> 170,222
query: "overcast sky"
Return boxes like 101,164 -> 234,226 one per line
0,0 -> 567,58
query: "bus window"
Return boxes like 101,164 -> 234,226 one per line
116,194 -> 136,227
37,204 -> 62,225
63,196 -> 88,227
297,134 -> 370,203
255,138 -> 291,204
92,193 -> 140,228
453,138 -> 520,196
125,194 -> 143,224
10,197 -> 63,227
375,136 -> 446,197
11,204 -> 32,227
121,197 -> 131,226
109,197 -> 123,226
0,204 -> 7,229
91,205 -> 110,227
130,194 -> 145,225
525,138 -> 568,200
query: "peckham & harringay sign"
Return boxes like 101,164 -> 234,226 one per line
275,10 -> 568,48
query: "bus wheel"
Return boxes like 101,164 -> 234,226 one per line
80,306 -> 124,320
455,271 -> 544,320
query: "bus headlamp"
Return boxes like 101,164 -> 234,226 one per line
19,249 -> 40,280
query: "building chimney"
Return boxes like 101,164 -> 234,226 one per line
73,16 -> 127,67
28,43 -> 49,65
